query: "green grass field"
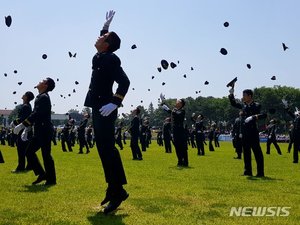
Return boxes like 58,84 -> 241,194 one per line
0,141 -> 299,225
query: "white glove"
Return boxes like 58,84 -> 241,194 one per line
229,88 -> 234,95
13,123 -> 25,134
192,113 -> 196,118
160,93 -> 166,102
10,121 -> 15,128
21,127 -> 32,141
162,104 -> 170,111
99,103 -> 117,117
103,10 -> 115,29
282,99 -> 288,108
245,116 -> 254,123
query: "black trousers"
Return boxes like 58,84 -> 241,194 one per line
78,134 -> 89,153
16,131 -> 30,170
242,131 -> 264,176
140,136 -> 147,152
130,136 -> 142,159
209,139 -> 215,151
293,138 -> 300,163
26,128 -> 56,183
0,150 -> 4,163
92,109 -> 127,186
196,134 -> 205,155
233,137 -> 242,158
164,138 -> 172,153
61,136 -> 73,152
266,137 -> 281,154
174,129 -> 188,166
116,136 -> 123,150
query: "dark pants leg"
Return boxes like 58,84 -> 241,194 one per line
164,139 -> 172,153
116,137 -> 123,150
130,136 -> 142,159
251,138 -> 264,176
16,134 -> 28,170
242,142 -> 252,175
26,133 -> 56,182
140,137 -> 146,152
174,134 -> 188,166
266,139 -> 271,154
0,150 -> 4,163
272,139 -> 282,154
288,140 -> 293,153
209,140 -> 215,151
293,140 -> 299,163
92,109 -> 127,186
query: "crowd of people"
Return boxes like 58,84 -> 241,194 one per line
1,10 -> 300,215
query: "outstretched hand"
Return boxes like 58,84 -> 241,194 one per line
104,10 -> 116,28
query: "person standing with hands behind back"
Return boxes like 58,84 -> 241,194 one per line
84,10 -> 130,214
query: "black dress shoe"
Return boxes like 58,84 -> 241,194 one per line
32,175 -> 46,185
103,191 -> 129,214
255,174 -> 264,177
101,189 -> 129,206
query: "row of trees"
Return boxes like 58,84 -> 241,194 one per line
120,86 -> 300,133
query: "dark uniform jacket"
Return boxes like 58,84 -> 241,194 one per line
23,92 -> 53,137
84,29 -> 130,109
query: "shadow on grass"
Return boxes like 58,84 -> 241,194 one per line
246,176 -> 284,181
169,166 -> 195,170
87,211 -> 128,225
22,184 -> 51,192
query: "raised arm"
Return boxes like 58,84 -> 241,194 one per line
101,10 -> 115,36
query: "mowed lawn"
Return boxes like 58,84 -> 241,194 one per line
0,141 -> 300,225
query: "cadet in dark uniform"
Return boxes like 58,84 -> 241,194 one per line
229,88 -> 266,177
61,119 -> 73,152
287,123 -> 294,153
12,91 -> 34,172
163,117 -> 172,153
265,119 -> 282,155
86,125 -> 94,148
83,10 -> 129,214
161,95 -> 188,167
214,128 -> 220,148
14,77 -> 56,185
190,128 -> 197,149
156,128 -> 163,146
129,108 -> 143,159
115,122 -> 123,150
208,126 -> 215,152
78,113 -> 90,154
232,111 -> 243,159
283,100 -> 300,163
191,113 -> 205,155
140,119 -> 148,152
52,127 -> 57,146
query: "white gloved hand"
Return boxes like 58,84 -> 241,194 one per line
103,10 -> 115,29
229,88 -> 234,95
162,104 -> 170,111
192,113 -> 196,117
21,127 -> 31,141
10,121 -> 15,128
99,103 -> 117,117
13,123 -> 25,134
282,99 -> 288,108
245,116 -> 254,123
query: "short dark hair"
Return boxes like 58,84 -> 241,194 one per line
105,32 -> 121,52
135,107 -> 141,115
243,89 -> 253,98
25,91 -> 34,102
180,99 -> 186,108
46,77 -> 55,92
